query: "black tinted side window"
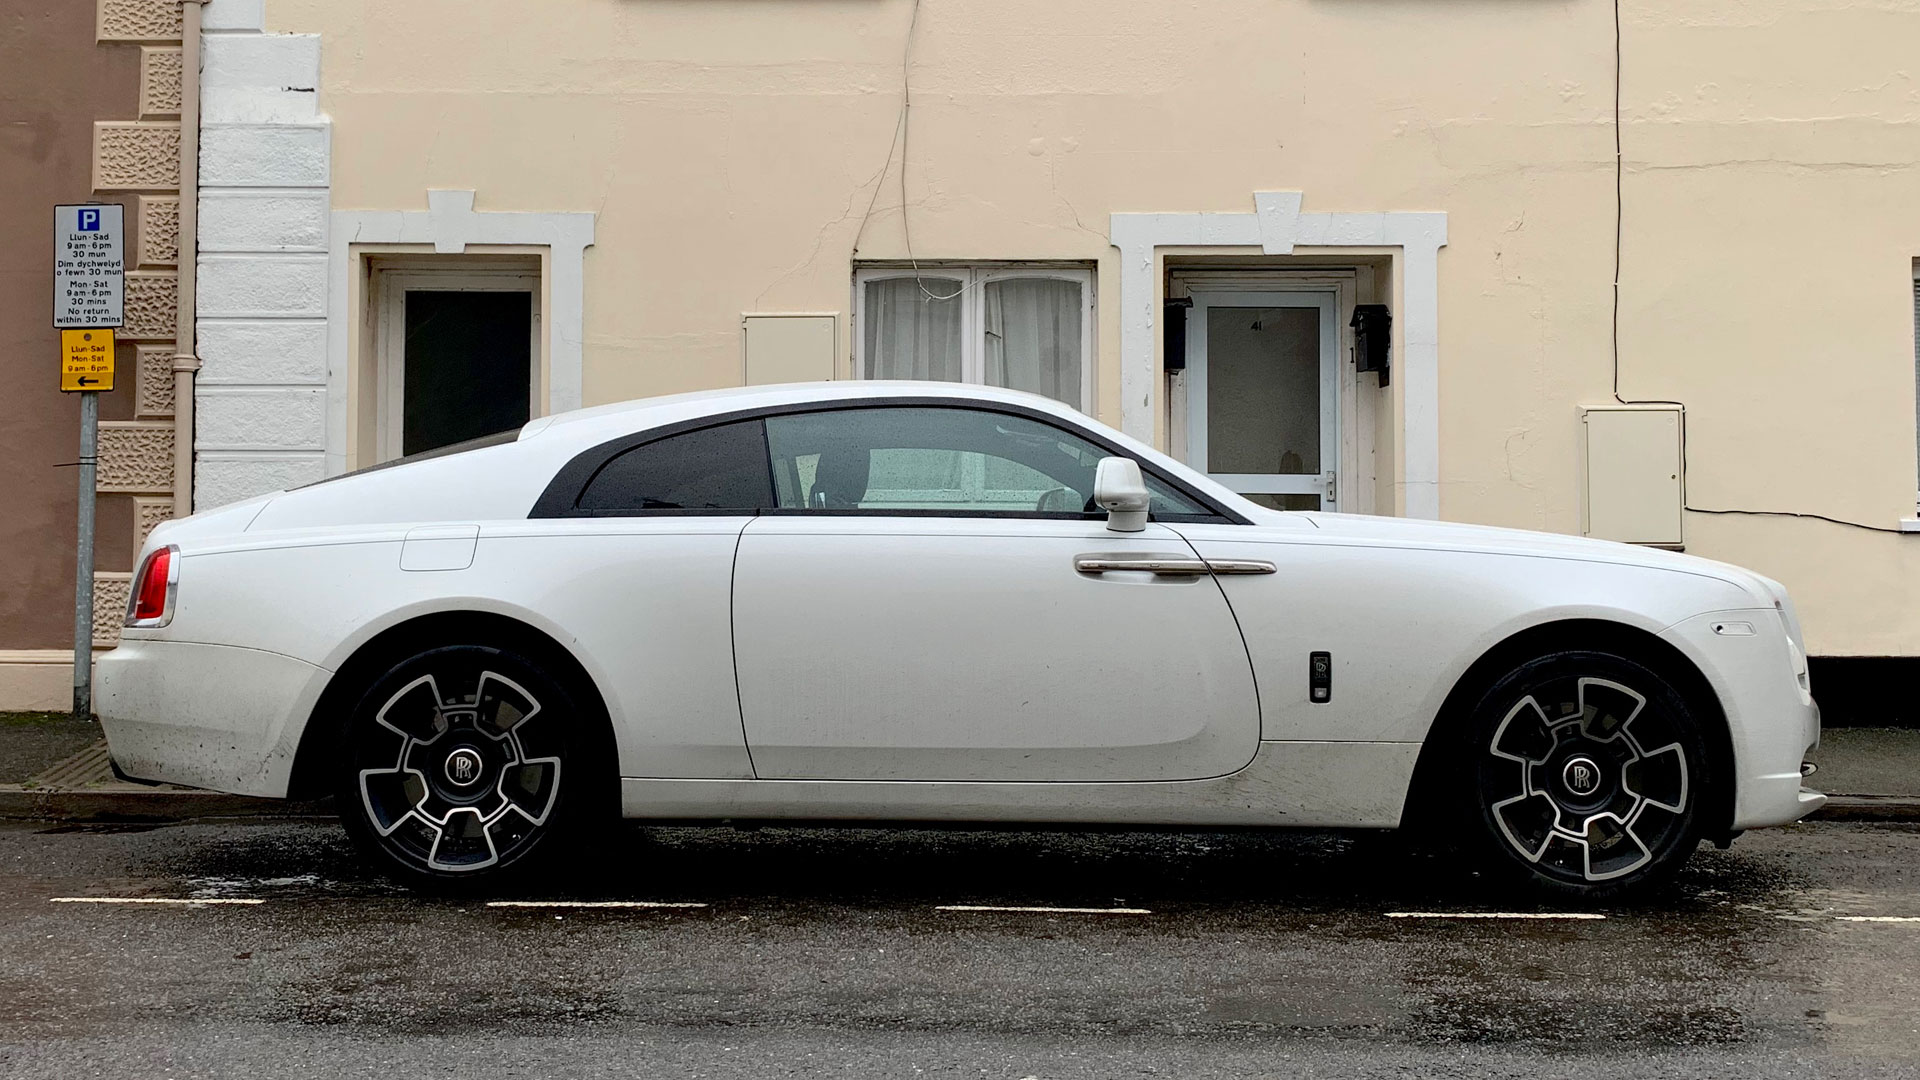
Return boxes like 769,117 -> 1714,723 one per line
575,419 -> 773,513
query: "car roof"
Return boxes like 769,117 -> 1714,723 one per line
519,381 -> 1091,449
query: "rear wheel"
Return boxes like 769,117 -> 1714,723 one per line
335,643 -> 603,886
1462,651 -> 1712,897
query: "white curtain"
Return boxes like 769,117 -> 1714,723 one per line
985,278 -> 1081,406
864,277 -> 964,382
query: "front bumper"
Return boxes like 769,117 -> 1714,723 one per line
96,638 -> 326,798
1659,610 -> 1824,831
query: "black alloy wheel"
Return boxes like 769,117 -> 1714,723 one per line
338,644 -> 597,884
1465,651 -> 1712,896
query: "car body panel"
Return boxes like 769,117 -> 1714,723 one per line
98,381 -> 1824,835
131,519 -> 759,785
732,517 -> 1259,782
97,639 -> 327,796
1173,522 -> 1760,746
1656,608 -> 1824,830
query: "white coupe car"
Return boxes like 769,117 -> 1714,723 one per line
99,382 -> 1823,895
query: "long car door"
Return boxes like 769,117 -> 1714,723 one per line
730,403 -> 1259,783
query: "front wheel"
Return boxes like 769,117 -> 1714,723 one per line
336,644 -> 603,886
1464,651 -> 1714,897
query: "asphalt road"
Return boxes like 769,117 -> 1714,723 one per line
2,818 -> 1919,1078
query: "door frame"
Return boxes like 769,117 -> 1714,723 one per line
1184,288 -> 1341,510
374,268 -> 542,462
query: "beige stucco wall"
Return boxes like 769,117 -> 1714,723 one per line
266,0 -> 1920,655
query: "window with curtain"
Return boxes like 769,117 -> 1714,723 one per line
856,267 -> 1092,411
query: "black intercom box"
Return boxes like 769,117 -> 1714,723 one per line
1351,304 -> 1391,386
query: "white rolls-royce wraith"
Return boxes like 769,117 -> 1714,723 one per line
98,382 -> 1824,895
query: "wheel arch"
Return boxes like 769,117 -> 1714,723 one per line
285,610 -> 617,802
1401,618 -> 1737,839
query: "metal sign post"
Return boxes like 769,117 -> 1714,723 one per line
56,204 -> 125,718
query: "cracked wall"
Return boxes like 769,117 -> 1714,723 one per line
260,0 -> 1920,654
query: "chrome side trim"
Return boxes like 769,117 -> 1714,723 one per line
1204,559 -> 1278,575
1073,555 -> 1277,576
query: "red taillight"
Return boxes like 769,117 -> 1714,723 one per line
128,546 -> 176,626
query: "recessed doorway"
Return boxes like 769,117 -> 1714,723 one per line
1185,289 -> 1340,511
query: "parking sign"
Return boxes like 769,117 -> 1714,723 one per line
54,203 -> 125,329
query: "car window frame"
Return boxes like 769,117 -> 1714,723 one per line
528,396 -> 1251,525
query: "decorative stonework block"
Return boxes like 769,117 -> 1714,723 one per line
122,271 -> 178,341
200,125 -> 329,187
196,454 -> 324,511
199,191 -> 327,252
201,33 -> 321,125
198,388 -> 326,451
94,121 -> 181,191
97,422 -> 176,494
138,195 -> 179,266
137,345 -> 175,417
93,574 -> 133,647
198,256 -> 327,319
140,46 -> 183,117
203,0 -> 265,32
134,498 -> 174,545
98,0 -> 182,42
197,320 -> 327,385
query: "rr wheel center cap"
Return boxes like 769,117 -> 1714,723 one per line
444,747 -> 486,789
1561,755 -> 1604,797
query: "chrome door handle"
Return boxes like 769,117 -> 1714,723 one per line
1074,554 -> 1276,576
1076,554 -> 1210,576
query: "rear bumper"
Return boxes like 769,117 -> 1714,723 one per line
96,638 -> 325,798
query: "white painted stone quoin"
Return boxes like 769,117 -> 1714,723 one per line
195,0 -> 331,508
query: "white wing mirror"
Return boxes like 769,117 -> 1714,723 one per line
1093,457 -> 1150,533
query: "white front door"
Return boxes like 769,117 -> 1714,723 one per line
727,401 -> 1261,783
733,517 -> 1261,782
1186,290 -> 1340,511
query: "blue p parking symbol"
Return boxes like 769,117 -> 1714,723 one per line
78,209 -> 100,232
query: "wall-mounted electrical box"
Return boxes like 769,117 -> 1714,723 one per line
1580,404 -> 1684,547
743,314 -> 837,385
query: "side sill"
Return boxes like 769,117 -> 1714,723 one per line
619,741 -> 1421,829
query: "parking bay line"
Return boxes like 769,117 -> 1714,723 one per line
50,897 -> 266,905
935,905 -> 1152,915
486,900 -> 709,909
1835,915 -> 1920,923
1385,911 -> 1606,920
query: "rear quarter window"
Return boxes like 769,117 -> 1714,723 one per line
574,419 -> 774,513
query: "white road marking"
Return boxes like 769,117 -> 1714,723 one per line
485,900 -> 708,909
1385,911 -> 1606,920
935,905 -> 1152,915
49,897 -> 266,905
1835,915 -> 1920,923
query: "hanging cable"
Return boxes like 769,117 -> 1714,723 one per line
849,0 -> 965,302
1608,0 -> 1895,533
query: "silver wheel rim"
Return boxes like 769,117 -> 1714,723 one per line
1484,677 -> 1690,883
357,670 -> 563,873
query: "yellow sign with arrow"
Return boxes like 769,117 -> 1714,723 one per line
60,328 -> 115,392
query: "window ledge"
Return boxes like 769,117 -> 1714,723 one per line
1899,518 -> 1920,533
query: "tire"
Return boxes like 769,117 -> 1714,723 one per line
1459,650 -> 1713,898
335,643 -> 609,888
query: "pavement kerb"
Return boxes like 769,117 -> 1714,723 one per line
0,786 -> 1912,825
0,786 -> 333,822
1812,796 -> 1920,823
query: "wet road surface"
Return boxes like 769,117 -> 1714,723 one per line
2,818 -> 1919,1077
